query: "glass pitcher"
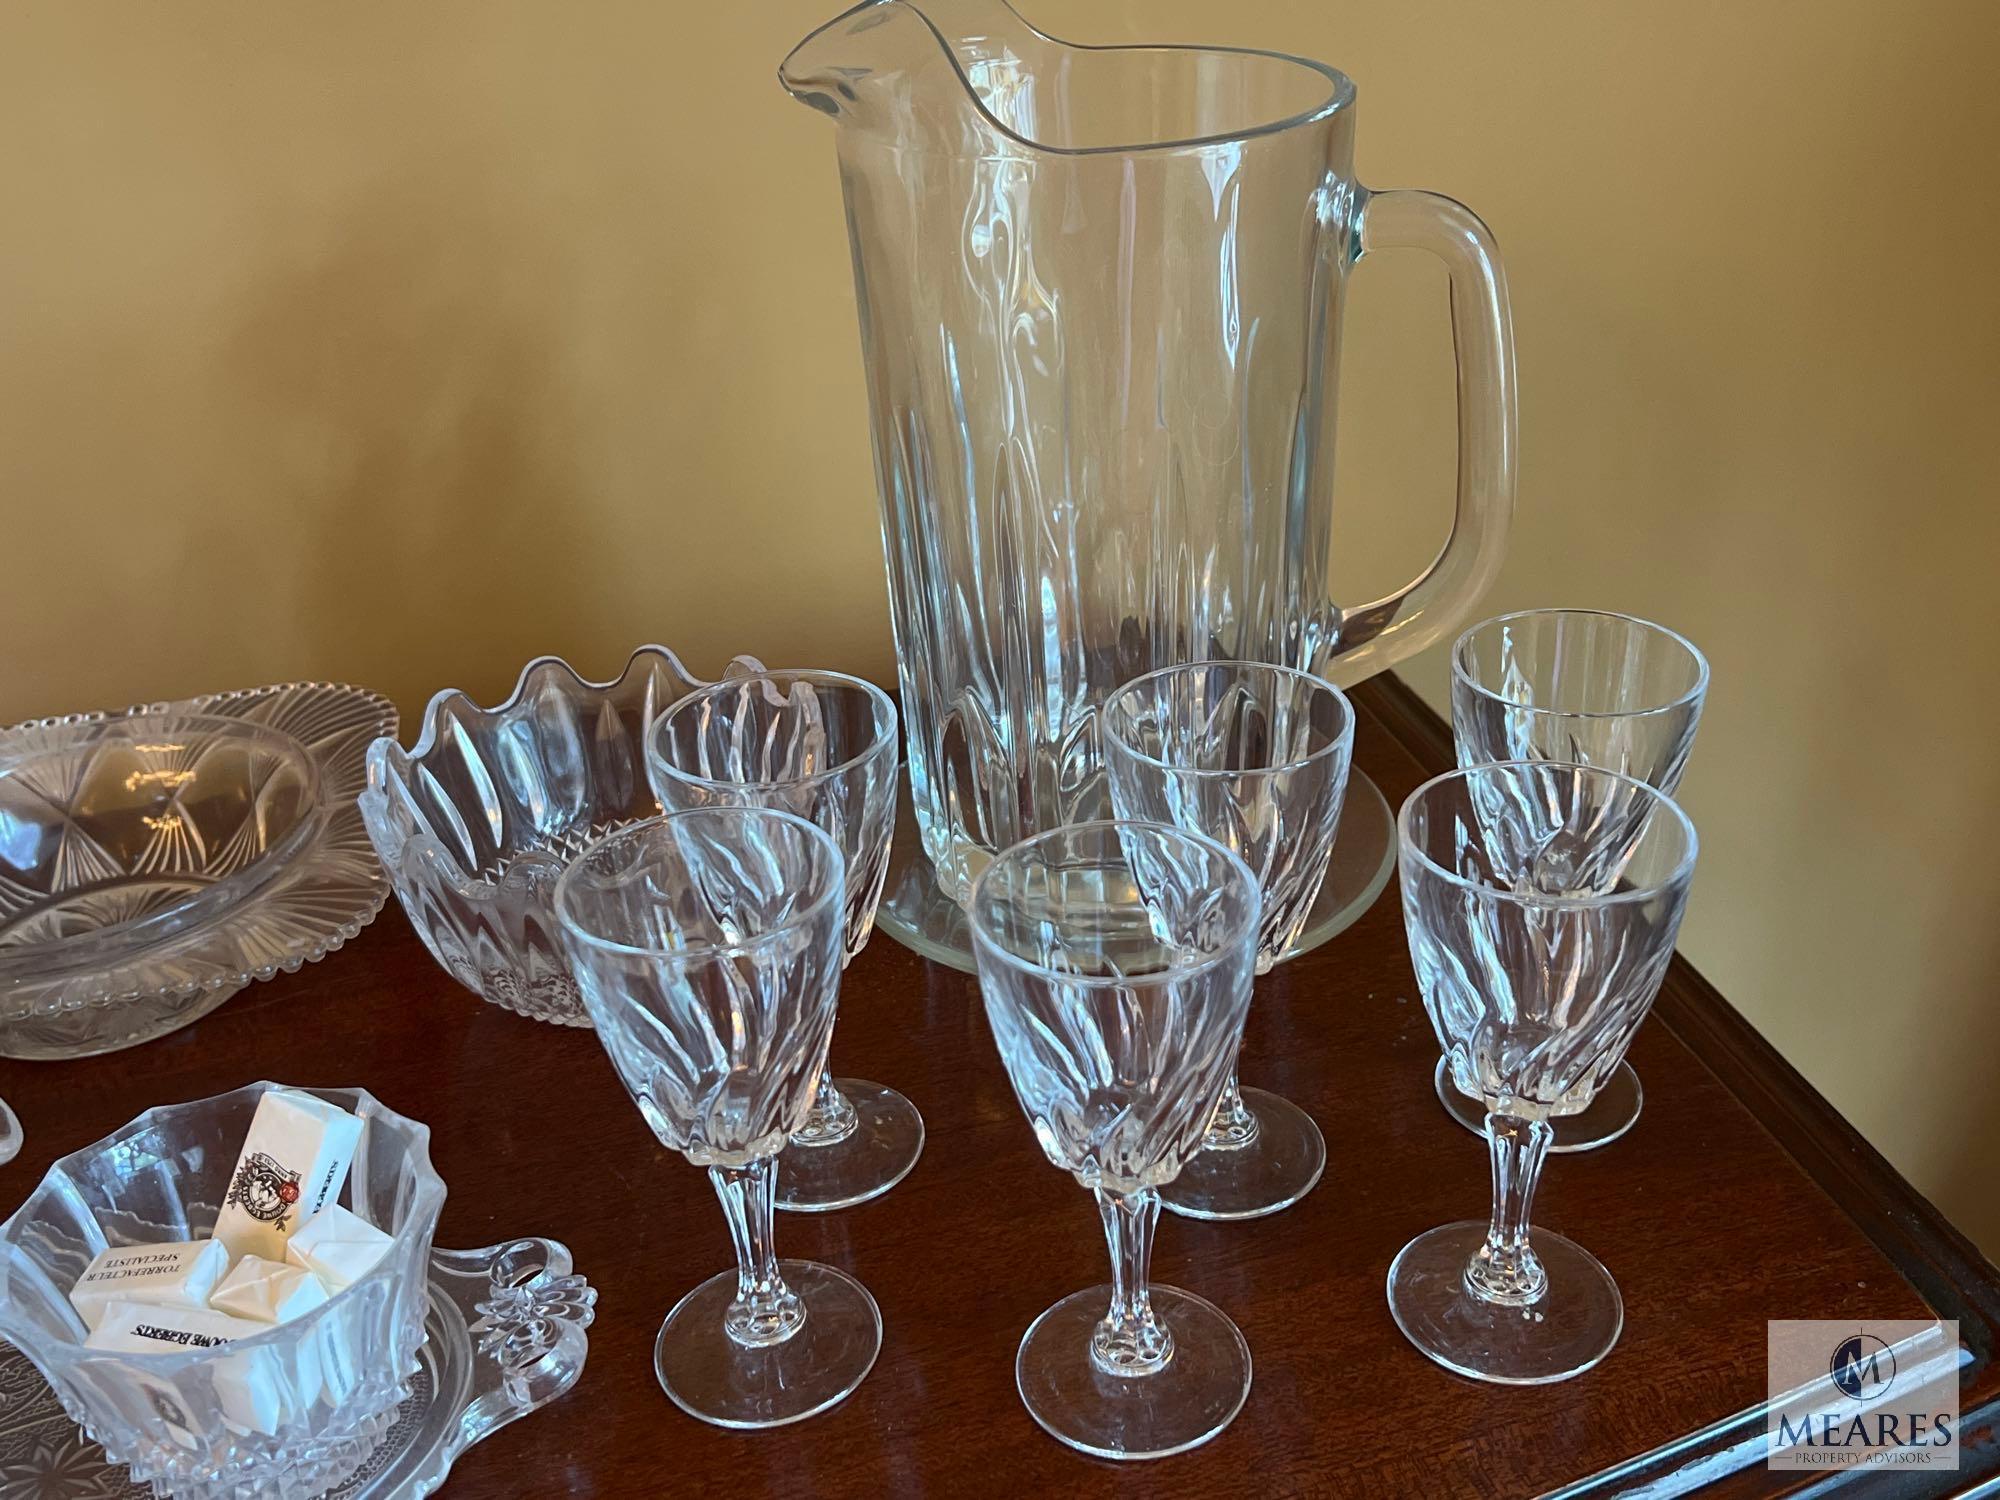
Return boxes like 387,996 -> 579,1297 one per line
782,0 -> 1516,904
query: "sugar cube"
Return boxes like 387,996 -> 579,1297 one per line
68,1239 -> 230,1332
86,1299 -> 318,1436
284,1204 -> 393,1290
208,1255 -> 331,1325
212,1089 -> 363,1261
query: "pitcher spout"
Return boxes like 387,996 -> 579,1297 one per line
778,0 -> 979,137
782,0 -> 1350,154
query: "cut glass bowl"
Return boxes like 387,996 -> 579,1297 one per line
360,648 -> 763,1026
0,1083 -> 447,1500
0,685 -> 397,1059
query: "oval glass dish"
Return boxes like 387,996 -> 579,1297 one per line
0,684 -> 397,1060
360,648 -> 762,1026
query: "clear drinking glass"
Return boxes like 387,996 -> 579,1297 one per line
1101,662 -> 1354,1220
1389,763 -> 1697,1384
553,808 -> 881,1427
968,821 -> 1262,1460
646,670 -> 923,1212
1443,609 -> 1709,1151
782,0 -> 1517,914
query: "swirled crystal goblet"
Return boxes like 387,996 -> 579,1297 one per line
1102,661 -> 1353,1220
647,669 -> 921,1212
1442,609 -> 1707,1151
554,808 -> 879,1427
969,820 -> 1261,1460
1390,762 -> 1697,1383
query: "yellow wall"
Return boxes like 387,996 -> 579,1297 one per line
4,4 -> 1996,1252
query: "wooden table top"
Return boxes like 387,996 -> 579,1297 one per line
2,675 -> 1995,1499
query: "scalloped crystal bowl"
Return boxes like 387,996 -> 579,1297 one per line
0,1082 -> 447,1500
0,714 -> 322,983
361,648 -> 762,1026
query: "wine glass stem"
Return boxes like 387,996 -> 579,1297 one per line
789,1074 -> 860,1148
709,1157 -> 805,1347
1201,1069 -> 1262,1152
1091,1186 -> 1174,1377
1466,1111 -> 1553,1306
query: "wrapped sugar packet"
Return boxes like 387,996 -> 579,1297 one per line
209,1255 -> 331,1325
212,1089 -> 363,1261
86,1299 -> 320,1436
285,1204 -> 392,1290
68,1239 -> 230,1331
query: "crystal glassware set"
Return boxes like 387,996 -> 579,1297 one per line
0,0 -> 1725,1475
523,604 -> 1703,1456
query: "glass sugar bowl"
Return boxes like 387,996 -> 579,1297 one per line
0,1083 -> 445,1499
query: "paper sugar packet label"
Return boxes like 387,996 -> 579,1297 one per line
85,1299 -> 319,1436
208,1255 -> 331,1325
68,1239 -> 230,1332
285,1204 -> 393,1289
212,1089 -> 363,1261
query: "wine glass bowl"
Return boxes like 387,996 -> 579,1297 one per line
969,820 -> 1262,1460
1451,609 -> 1708,786
1100,661 -> 1354,1221
647,669 -> 922,1213
1389,762 -> 1697,1385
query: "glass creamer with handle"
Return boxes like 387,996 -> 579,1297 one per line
782,0 -> 1517,905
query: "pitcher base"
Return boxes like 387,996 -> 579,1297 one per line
877,772 -> 1396,974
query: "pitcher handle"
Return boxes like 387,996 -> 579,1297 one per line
1320,187 -> 1517,686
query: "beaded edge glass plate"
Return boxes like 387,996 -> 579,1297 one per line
0,683 -> 396,1059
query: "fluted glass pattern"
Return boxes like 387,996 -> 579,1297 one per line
553,809 -> 846,1168
969,822 -> 1260,1191
1399,763 -> 1697,1115
782,0 -> 1518,906
1102,662 -> 1353,972
1452,610 -> 1708,794
647,672 -> 896,964
361,649 -> 763,1026
0,1084 -> 445,1500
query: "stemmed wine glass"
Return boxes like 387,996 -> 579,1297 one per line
647,669 -> 923,1212
554,807 -> 881,1426
968,820 -> 1262,1460
1443,608 -> 1707,1151
1101,662 -> 1354,1220
1389,762 -> 1697,1383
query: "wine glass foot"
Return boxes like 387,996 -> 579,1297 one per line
775,1080 -> 924,1212
1386,1221 -> 1623,1385
0,1097 -> 19,1166
1159,1088 -> 1325,1221
654,1259 -> 881,1428
1434,1057 -> 1643,1154
1016,1285 -> 1251,1460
